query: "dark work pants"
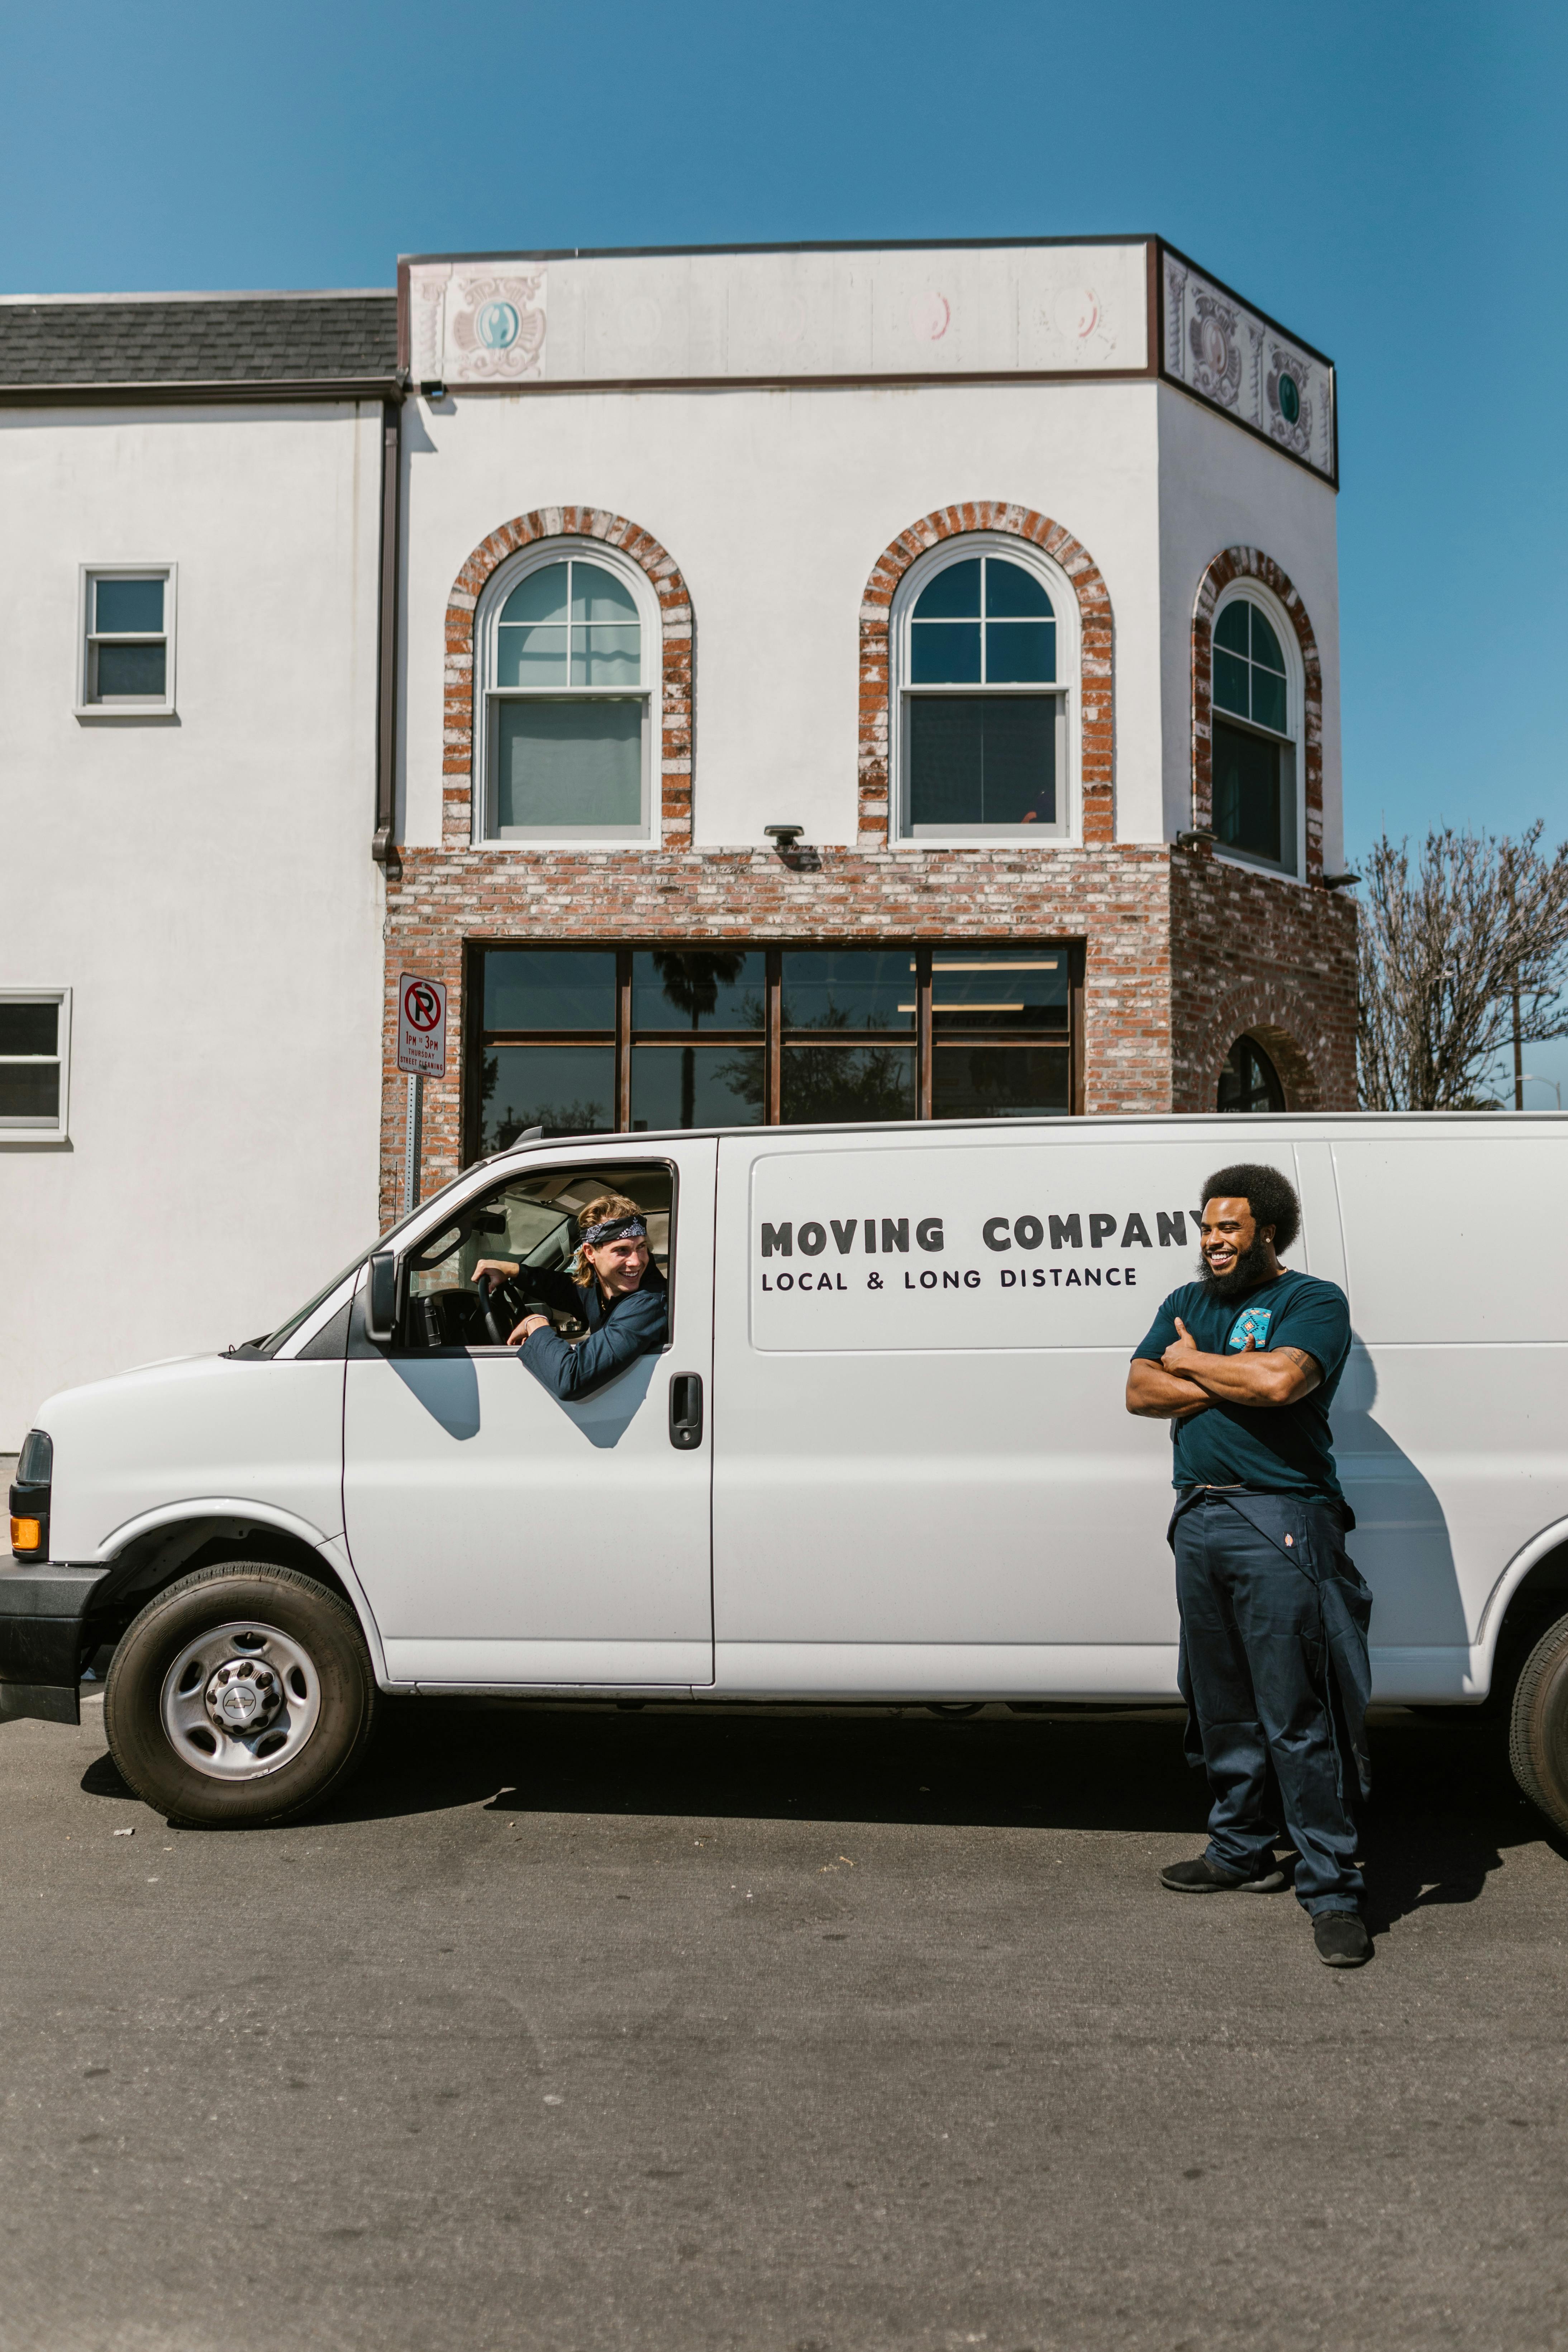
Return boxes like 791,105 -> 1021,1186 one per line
1174,1492 -> 1362,1915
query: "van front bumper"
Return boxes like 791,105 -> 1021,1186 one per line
0,1566 -> 110,1725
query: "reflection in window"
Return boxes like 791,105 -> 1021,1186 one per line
1210,598 -> 1296,875
468,942 -> 1080,1152
485,555 -> 648,838
902,552 -> 1066,835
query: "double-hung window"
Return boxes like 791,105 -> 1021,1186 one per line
480,551 -> 652,842
896,542 -> 1072,840
1210,595 -> 1299,876
79,567 -> 175,713
0,990 -> 71,1139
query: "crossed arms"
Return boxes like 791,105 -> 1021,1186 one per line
1125,1319 -> 1323,1422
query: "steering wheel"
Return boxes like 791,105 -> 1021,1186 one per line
477,1271 -> 524,1347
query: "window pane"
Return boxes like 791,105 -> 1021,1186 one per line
932,1045 -> 1069,1119
930,949 -> 1068,1033
1212,719 -> 1282,862
1250,607 -> 1286,672
632,950 -> 765,1031
912,558 -> 981,619
495,700 -> 642,830
781,1044 -> 916,1122
1214,602 -> 1251,657
984,559 -> 1052,618
477,1044 -> 615,1152
0,1063 -> 62,1119
496,623 -> 568,686
1250,667 -> 1288,735
630,1045 -> 763,1129
94,642 -> 166,697
0,1001 -> 57,1055
909,696 -> 1055,827
572,625 -> 640,687
499,565 -> 569,624
780,949 -> 914,1032
571,562 -> 638,624
94,576 -> 163,633
482,948 -> 616,1031
985,620 -> 1054,683
910,621 -> 982,684
1218,1035 -> 1285,1114
1211,647 -> 1250,719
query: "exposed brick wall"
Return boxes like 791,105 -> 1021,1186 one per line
443,507 -> 693,847
378,844 -> 1173,1221
1191,547 -> 1324,879
1168,850 -> 1358,1113
858,504 -> 1115,847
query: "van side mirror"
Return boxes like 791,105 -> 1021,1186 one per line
365,1252 -> 402,1346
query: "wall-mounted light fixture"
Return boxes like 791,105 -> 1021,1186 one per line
1176,827 -> 1216,851
420,380 -> 447,401
1322,871 -> 1362,890
764,823 -> 804,850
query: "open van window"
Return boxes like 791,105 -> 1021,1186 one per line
399,1161 -> 675,1353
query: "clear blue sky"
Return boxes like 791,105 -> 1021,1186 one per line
4,0 -> 1564,1084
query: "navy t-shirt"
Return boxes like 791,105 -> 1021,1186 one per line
1132,1269 -> 1352,1504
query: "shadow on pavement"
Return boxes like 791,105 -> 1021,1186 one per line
74,1698 -> 1559,1918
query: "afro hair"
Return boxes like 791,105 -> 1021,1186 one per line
1199,1162 -> 1301,1253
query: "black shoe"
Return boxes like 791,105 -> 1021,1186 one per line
1313,1911 -> 1372,1966
1160,1855 -> 1287,1894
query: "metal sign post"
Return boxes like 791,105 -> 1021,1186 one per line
396,973 -> 447,1214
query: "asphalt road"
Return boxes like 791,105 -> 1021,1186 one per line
1,1695 -> 1566,2352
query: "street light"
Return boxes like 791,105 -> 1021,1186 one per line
1520,1073 -> 1564,1110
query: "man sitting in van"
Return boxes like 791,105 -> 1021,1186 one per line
1125,1162 -> 1372,1969
472,1191 -> 668,1400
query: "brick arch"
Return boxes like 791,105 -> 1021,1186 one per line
1192,547 -> 1324,879
858,503 -> 1115,846
1179,979 -> 1332,1114
442,507 -> 693,846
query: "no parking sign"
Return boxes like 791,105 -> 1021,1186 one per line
397,973 -> 447,1078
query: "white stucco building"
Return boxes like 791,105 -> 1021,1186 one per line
1,241 -> 1355,1445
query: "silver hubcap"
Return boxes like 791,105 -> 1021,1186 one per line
161,1621 -> 321,1781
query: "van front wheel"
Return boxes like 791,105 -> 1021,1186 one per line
104,1563 -> 377,1828
1509,1610 -> 1568,1837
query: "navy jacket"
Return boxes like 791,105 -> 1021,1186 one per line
516,1264 -> 668,1400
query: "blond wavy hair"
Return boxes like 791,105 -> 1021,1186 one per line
569,1192 -> 644,1288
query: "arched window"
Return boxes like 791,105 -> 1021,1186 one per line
1218,1035 -> 1286,1113
1210,590 -> 1300,876
477,548 -> 654,842
894,539 -> 1073,841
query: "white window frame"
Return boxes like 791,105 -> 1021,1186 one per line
892,533 -> 1079,846
0,988 -> 72,1142
1208,581 -> 1305,883
475,543 -> 657,847
77,565 -> 177,717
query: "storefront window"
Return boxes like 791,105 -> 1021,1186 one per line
470,942 -> 1079,1153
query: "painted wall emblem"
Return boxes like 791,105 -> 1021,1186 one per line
408,262 -> 548,385
1163,251 -> 1335,481
1188,295 -> 1242,408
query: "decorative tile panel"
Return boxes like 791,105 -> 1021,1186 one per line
1161,250 -> 1336,483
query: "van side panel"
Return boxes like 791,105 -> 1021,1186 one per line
1333,1133 -> 1568,1689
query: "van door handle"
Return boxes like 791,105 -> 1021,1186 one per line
669,1372 -> 704,1450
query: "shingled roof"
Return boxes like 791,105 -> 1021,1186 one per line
0,291 -> 400,397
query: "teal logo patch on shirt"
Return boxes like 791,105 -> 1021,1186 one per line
1228,1307 -> 1272,1352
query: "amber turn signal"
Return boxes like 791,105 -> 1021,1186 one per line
10,1517 -> 42,1554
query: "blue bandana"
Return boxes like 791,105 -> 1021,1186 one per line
582,1215 -> 646,1247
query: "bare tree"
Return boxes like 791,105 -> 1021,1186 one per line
1357,824 -> 1568,1109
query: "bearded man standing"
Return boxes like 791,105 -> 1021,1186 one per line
1126,1162 -> 1373,1967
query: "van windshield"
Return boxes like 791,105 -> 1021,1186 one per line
252,1170 -> 477,1356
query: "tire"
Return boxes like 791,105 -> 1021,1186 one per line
1509,1609 -> 1568,1835
104,1562 -> 377,1828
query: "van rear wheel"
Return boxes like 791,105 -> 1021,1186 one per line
104,1562 -> 377,1828
1509,1610 -> 1568,1836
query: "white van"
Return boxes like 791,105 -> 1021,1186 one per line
8,1113 -> 1568,1834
